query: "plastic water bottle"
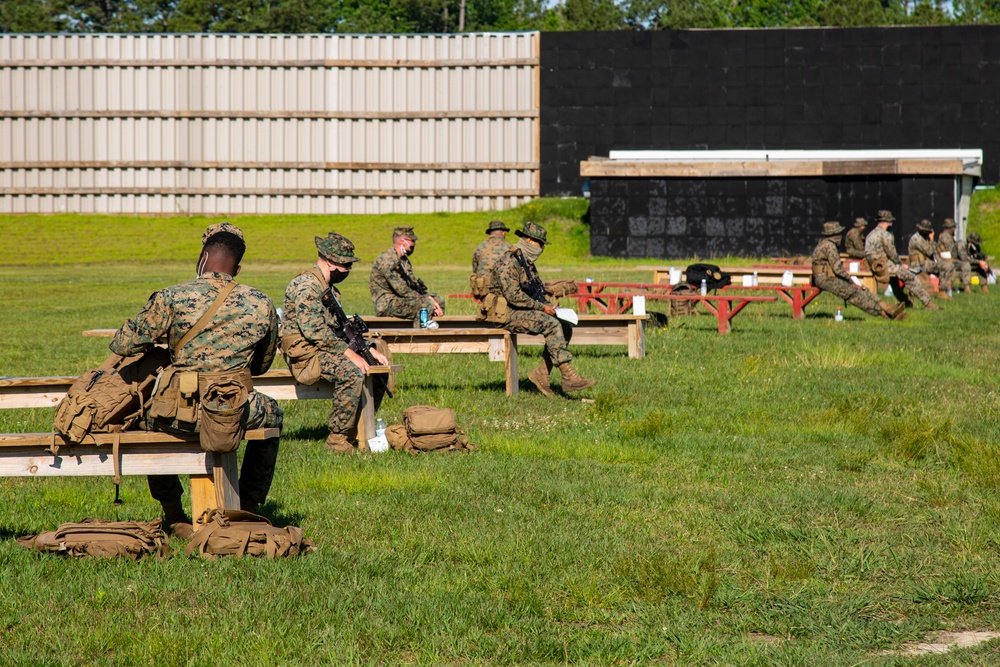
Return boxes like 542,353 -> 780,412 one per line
700,279 -> 707,296
375,418 -> 386,437
752,271 -> 759,286
585,277 -> 593,283
834,307 -> 844,322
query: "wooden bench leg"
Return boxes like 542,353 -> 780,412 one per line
505,334 -> 518,397
190,450 -> 239,528
357,374 -> 376,451
628,320 -> 645,359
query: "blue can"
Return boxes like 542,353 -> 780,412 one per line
419,308 -> 429,327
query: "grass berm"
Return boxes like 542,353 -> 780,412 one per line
1,192 -> 1000,664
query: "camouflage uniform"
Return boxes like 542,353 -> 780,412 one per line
844,222 -> 867,260
473,236 -> 511,283
490,248 -> 573,367
937,223 -> 971,290
369,249 -> 445,320
811,236 -> 883,317
281,268 -> 364,438
110,271 -> 283,510
908,228 -> 954,293
968,233 -> 993,290
865,224 -> 932,306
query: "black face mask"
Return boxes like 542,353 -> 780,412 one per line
404,244 -> 415,257
328,268 -> 349,285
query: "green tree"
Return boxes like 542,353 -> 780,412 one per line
953,0 -> 1000,23
558,0 -> 626,29
624,0 -> 729,29
0,0 -> 66,31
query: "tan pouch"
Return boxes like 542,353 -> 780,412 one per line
197,370 -> 250,453
404,405 -> 457,435
280,332 -> 323,385
470,274 -> 490,299
176,371 -> 199,424
187,509 -> 314,559
870,256 -> 890,282
148,368 -> 180,420
481,293 -> 509,324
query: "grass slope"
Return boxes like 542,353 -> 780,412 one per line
1,197 -> 999,665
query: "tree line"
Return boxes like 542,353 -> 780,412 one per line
2,0 -> 998,35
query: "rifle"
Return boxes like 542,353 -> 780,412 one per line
513,250 -> 547,304
395,262 -> 427,295
321,287 -> 393,399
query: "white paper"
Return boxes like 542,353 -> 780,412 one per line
781,271 -> 794,287
669,268 -> 682,285
742,274 -> 754,287
555,308 -> 579,325
940,251 -> 952,259
849,262 -> 860,273
632,296 -> 646,316
851,276 -> 863,286
367,435 -> 390,453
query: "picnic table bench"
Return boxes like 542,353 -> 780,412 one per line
721,284 -> 821,320
665,294 -> 777,333
650,265 -> 877,293
0,427 -> 279,530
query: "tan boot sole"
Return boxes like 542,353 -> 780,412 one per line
562,378 -> 597,393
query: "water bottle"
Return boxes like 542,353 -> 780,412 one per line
752,271 -> 759,287
419,307 -> 429,327
700,279 -> 707,296
585,277 -> 594,284
834,307 -> 844,322
375,418 -> 386,437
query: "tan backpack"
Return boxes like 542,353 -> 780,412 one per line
186,509 -> 315,559
18,518 -> 169,559
385,405 -> 474,453
52,347 -> 171,446
543,279 -> 579,300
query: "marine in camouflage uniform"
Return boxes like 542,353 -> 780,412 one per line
844,218 -> 868,260
471,219 -> 511,298
967,232 -> 993,293
369,226 -> 445,322
486,222 -> 596,396
936,218 -> 971,292
908,219 -> 953,300
280,232 -> 388,454
110,224 -> 283,535
811,222 -> 905,320
864,210 -> 937,309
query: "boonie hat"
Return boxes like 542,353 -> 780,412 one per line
315,232 -> 361,264
969,232 -> 982,244
393,226 -> 418,241
486,219 -> 510,234
877,210 -> 895,223
916,219 -> 933,232
943,218 -> 956,229
515,221 -> 550,245
202,222 -> 244,245
854,217 -> 867,228
822,221 -> 845,236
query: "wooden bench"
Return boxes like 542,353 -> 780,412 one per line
357,314 -> 648,360
0,427 -> 279,529
0,366 -> 397,448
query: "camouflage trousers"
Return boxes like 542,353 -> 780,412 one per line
504,309 -> 573,366
318,350 -> 364,437
374,292 -> 446,321
812,274 -> 882,317
917,259 -> 955,293
148,390 -> 283,510
947,260 -> 971,289
887,263 -> 931,306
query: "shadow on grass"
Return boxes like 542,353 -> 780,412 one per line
282,425 -> 328,441
255,500 -> 306,529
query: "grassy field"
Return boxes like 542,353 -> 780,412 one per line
1,197 -> 999,665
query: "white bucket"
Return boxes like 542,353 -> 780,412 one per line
742,274 -> 754,287
633,296 -> 646,315
669,268 -> 682,285
781,271 -> 794,287
849,261 -> 861,273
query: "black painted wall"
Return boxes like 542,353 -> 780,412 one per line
540,27 -> 1000,195
588,176 -> 954,258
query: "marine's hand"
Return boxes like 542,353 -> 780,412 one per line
980,260 -> 989,271
345,349 -> 371,375
371,348 -> 389,366
430,299 -> 444,318
543,304 -> 556,316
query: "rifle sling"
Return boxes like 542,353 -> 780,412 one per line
174,280 -> 238,355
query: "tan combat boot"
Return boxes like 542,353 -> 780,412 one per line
879,302 -> 903,320
935,288 -> 952,300
924,301 -> 941,311
527,351 -> 555,397
326,433 -> 356,454
983,285 -> 990,294
962,284 -> 972,294
558,363 -> 597,393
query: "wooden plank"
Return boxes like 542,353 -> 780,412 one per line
821,160 -> 898,175
0,160 -> 540,172
896,159 -> 966,175
5,187 -> 536,198
0,428 -> 278,448
487,337 -> 508,362
357,375 -> 376,452
581,159 -> 969,178
2,110 -> 539,120
189,475 -> 217,524
383,341 -> 494,355
213,451 -> 240,510
0,444 -> 211,477
2,57 -> 539,69
506,335 -> 519,397
627,319 -> 645,359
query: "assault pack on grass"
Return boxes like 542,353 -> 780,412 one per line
18,518 -> 169,559
186,509 -> 314,559
385,405 -> 474,453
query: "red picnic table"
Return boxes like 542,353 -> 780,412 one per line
666,294 -> 777,333
721,284 -> 821,320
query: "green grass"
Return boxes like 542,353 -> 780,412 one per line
2,197 -> 1000,665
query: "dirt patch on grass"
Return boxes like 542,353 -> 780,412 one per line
977,201 -> 1000,212
891,630 -> 1000,656
748,633 -> 784,645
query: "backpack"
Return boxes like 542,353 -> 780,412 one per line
53,347 -> 171,446
685,263 -> 732,291
385,405 -> 474,453
186,509 -> 314,559
669,283 -> 700,317
18,518 -> 169,559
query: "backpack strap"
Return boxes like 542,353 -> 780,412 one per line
174,280 -> 238,356
111,432 -> 123,505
